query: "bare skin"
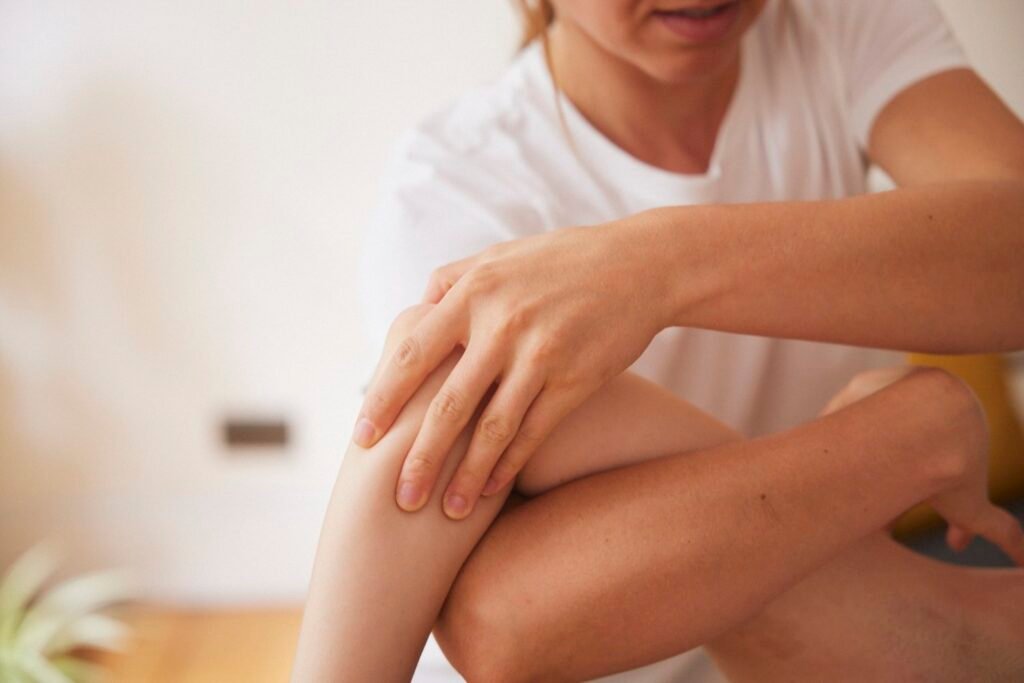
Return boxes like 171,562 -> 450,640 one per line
349,2 -> 1024,523
301,3 -> 1024,679
709,534 -> 1024,682
293,306 -> 733,681
291,306 -> 1024,682
437,363 -> 1024,682
709,371 -> 1024,682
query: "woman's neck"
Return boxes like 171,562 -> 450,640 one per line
548,20 -> 741,174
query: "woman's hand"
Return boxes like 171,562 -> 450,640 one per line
354,221 -> 671,520
822,366 -> 1024,565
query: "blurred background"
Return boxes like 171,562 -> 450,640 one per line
1,1 -> 1023,681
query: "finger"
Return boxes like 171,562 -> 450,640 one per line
442,366 -> 545,519
355,301 -> 463,448
422,255 -> 478,304
482,385 -> 585,496
945,524 -> 974,552
364,304 -> 435,388
977,507 -> 1024,566
395,344 -> 502,512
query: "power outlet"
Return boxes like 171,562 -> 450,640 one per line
221,417 -> 290,453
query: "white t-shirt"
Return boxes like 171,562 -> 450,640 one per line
359,1 -> 967,680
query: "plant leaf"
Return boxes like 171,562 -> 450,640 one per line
16,571 -> 133,655
0,544 -> 60,647
0,650 -> 34,683
52,655 -> 106,683
16,651 -> 74,683
45,613 -> 130,656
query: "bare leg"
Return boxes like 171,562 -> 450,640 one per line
707,371 -> 1024,681
294,306 -> 1018,682
290,313 -> 511,682
709,532 -> 1024,682
291,307 -> 738,681
435,369 -> 1015,681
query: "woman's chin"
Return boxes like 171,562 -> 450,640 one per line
636,48 -> 741,86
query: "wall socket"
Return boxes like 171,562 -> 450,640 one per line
221,417 -> 290,453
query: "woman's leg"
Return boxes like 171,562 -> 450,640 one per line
291,307 -> 743,682
705,373 -> 1024,681
521,369 -> 1024,682
515,369 -> 740,497
709,532 -> 1024,681
294,304 -> 1017,682
435,368 -> 1012,682
290,307 -> 512,682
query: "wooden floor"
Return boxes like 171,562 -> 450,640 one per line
98,606 -> 304,683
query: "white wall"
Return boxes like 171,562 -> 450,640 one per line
0,0 -> 518,604
935,0 -> 1024,115
1,1 -> 1021,604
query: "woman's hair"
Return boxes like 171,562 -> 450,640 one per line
513,0 -> 578,154
516,0 -> 557,49
515,0 -> 555,49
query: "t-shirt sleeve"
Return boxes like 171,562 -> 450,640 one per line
358,128 -> 545,360
816,0 -> 969,150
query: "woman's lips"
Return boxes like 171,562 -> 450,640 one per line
653,1 -> 742,43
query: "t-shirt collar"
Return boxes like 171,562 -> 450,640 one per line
523,37 -> 754,203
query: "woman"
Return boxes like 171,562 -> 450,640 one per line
295,0 -> 1024,680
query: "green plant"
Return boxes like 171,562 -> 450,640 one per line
0,545 -> 132,683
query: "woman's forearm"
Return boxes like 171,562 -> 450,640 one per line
435,368 -> 978,682
628,179 -> 1024,353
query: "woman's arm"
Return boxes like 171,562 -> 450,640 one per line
644,69 -> 1024,354
634,179 -> 1024,353
354,69 -> 1024,518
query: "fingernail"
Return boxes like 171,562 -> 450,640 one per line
352,418 -> 377,448
444,493 -> 468,519
397,482 -> 422,511
482,476 -> 503,496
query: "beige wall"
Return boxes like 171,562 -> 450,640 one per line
0,1 -> 1020,603
936,0 -> 1024,115
0,0 -> 518,602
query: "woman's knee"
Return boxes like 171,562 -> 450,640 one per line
435,567 -> 537,683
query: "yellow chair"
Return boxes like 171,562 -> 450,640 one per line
894,354 -> 1024,537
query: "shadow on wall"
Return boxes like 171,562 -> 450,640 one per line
0,163 -> 92,499
0,76 -> 238,569
1,66 -> 345,603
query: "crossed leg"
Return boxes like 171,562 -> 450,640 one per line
292,304 -> 1023,682
436,360 -> 1023,678
709,532 -> 1024,681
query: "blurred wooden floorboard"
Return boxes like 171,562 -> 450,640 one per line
99,606 -> 303,683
